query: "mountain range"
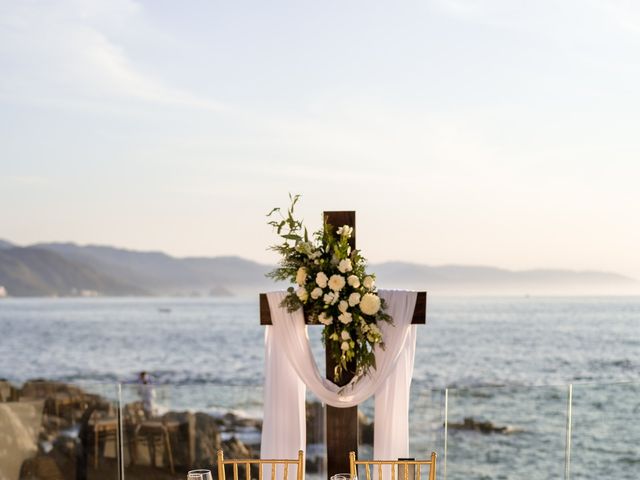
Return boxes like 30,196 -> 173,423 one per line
0,239 -> 637,297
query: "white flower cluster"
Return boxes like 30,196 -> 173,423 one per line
292,227 -> 382,345
270,210 -> 389,382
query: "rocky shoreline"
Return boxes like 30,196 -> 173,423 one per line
0,379 -> 375,480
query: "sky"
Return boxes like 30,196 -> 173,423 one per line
1,0 -> 639,278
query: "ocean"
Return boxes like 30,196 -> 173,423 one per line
1,296 -> 639,479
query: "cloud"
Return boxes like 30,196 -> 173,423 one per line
0,0 -> 225,113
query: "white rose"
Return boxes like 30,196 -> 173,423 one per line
328,274 -> 346,292
338,300 -> 349,313
296,267 -> 307,286
360,293 -> 381,315
347,275 -> 360,288
341,341 -> 350,351
337,225 -> 353,237
338,259 -> 352,273
316,272 -> 328,288
341,330 -> 351,340
338,312 -> 353,324
318,312 -> 333,325
296,287 -> 309,302
323,292 -> 335,305
310,287 -> 323,299
363,276 -> 375,290
348,292 -> 361,307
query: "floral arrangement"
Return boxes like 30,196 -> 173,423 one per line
267,195 -> 391,384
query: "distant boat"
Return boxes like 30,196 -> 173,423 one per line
158,307 -> 172,313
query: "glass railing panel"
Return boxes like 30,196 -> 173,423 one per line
445,384 -> 568,480
570,382 -> 640,480
410,387 -> 446,462
0,379 -> 120,480
306,391 -> 327,480
355,387 -> 445,467
120,383 -> 263,479
357,395 -> 375,461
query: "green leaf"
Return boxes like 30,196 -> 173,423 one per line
282,234 -> 301,241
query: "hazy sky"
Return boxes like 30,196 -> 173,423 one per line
1,0 -> 639,278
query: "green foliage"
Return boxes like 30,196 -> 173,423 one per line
267,194 -> 392,384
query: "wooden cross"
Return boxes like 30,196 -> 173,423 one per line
260,211 -> 427,479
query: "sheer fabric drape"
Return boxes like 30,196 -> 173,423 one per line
261,290 -> 417,461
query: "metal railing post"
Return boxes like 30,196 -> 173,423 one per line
443,388 -> 449,480
117,383 -> 125,480
564,384 -> 573,480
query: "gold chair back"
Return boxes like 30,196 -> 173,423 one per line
349,451 -> 436,480
217,449 -> 304,480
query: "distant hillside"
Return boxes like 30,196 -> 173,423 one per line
0,240 -> 637,297
373,262 -> 638,295
33,242 -> 273,296
0,239 -> 14,249
0,247 -> 147,296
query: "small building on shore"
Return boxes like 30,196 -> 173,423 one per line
0,286 -> 7,298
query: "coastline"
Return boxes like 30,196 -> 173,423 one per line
0,379 -> 372,479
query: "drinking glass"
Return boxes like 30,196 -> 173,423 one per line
330,473 -> 353,480
188,469 -> 213,480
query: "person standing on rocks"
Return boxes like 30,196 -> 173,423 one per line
138,371 -> 156,418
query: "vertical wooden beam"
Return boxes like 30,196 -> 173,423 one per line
324,211 -> 358,479
323,211 -> 356,251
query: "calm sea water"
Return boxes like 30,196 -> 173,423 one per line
1,296 -> 639,479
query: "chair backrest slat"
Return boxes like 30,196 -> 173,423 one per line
348,452 -> 437,480
216,450 -> 304,480
218,450 -> 224,480
429,453 -> 436,480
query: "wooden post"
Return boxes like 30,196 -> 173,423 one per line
260,211 -> 427,479
323,211 -> 358,478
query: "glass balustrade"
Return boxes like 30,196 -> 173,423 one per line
1,380 -> 638,480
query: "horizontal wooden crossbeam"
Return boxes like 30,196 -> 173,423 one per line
259,291 -> 427,325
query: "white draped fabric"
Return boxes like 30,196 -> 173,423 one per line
261,290 -> 417,461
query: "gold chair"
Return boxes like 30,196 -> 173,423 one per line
217,449 -> 304,480
349,451 -> 437,480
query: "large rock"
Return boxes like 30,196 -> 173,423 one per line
449,417 -> 511,434
20,380 -> 106,428
222,436 -> 251,459
193,412 -> 223,467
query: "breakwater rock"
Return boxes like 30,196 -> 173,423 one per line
449,417 -> 513,434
